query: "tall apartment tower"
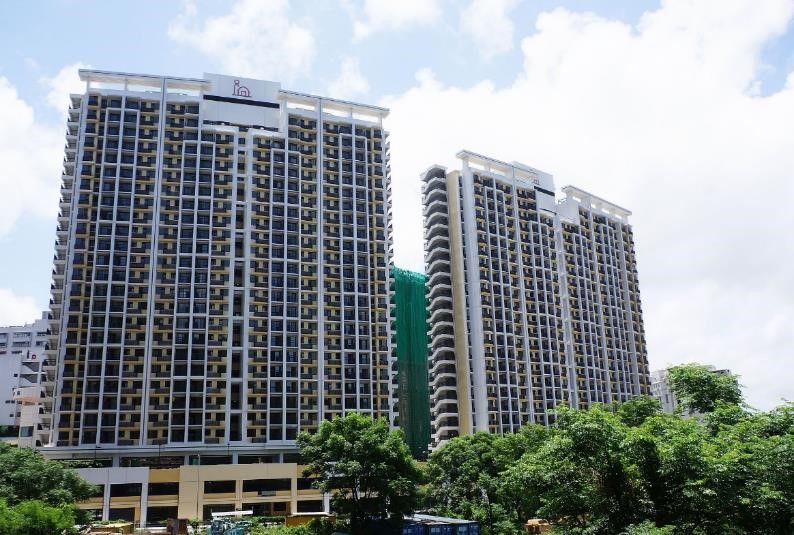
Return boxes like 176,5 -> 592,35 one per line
424,151 -> 649,446
45,70 -> 393,462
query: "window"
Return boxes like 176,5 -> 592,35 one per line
110,483 -> 142,497
242,479 -> 291,493
148,482 -> 179,496
204,480 -> 235,494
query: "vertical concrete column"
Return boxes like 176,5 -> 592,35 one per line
196,465 -> 202,520
139,482 -> 149,528
177,465 -> 201,521
102,481 -> 111,521
290,476 -> 298,514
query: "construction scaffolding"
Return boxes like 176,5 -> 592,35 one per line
391,267 -> 431,458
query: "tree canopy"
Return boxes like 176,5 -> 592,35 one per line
667,364 -> 743,414
297,413 -> 422,533
0,499 -> 77,535
0,442 -> 95,507
425,391 -> 794,535
0,443 -> 96,534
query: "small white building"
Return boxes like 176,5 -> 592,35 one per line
650,369 -> 677,414
0,312 -> 50,445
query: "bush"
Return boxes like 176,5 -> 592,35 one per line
251,515 -> 288,526
0,499 -> 77,535
251,518 -> 339,535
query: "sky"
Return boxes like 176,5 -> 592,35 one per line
0,0 -> 792,410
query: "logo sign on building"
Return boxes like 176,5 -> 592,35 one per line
203,73 -> 282,130
232,79 -> 251,98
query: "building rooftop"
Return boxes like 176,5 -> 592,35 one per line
561,185 -> 632,220
77,69 -> 389,119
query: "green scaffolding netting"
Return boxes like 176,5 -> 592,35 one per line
392,267 -> 431,458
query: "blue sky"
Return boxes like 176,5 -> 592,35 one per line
1,0 -> 793,409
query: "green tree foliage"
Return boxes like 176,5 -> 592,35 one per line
250,519 -> 336,535
667,364 -> 743,414
0,499 -> 77,535
424,427 -> 549,534
503,407 -> 653,533
296,413 -> 422,533
0,442 -> 96,506
426,395 -> 794,535
613,396 -> 663,427
0,443 -> 96,534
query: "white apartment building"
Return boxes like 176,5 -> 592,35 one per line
650,369 -> 677,413
41,69 -> 393,524
0,312 -> 50,444
423,151 -> 649,446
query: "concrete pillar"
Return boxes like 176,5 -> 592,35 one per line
290,476 -> 298,515
102,480 -> 111,521
139,481 -> 149,527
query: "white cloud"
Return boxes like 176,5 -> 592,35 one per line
327,57 -> 370,100
352,0 -> 443,40
0,288 -> 41,326
460,0 -> 518,58
0,76 -> 63,237
41,62 -> 89,119
168,0 -> 314,81
382,0 -> 794,409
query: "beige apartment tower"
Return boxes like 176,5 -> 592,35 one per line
42,70 -> 393,524
423,151 -> 649,446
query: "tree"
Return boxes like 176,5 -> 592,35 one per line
425,395 -> 794,535
703,403 -> 794,534
296,413 -> 422,533
635,411 -> 723,532
614,396 -> 662,427
424,427 -> 549,534
425,391 -> 794,535
0,499 -> 77,535
505,407 -> 652,534
667,364 -> 743,414
0,442 -> 96,507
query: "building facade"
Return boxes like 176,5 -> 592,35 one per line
41,70 -> 393,523
0,313 -> 50,445
650,369 -> 677,414
423,151 -> 649,446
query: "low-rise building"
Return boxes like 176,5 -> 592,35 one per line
66,458 -> 325,526
0,313 -> 50,445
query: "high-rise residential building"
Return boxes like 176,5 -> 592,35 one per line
423,151 -> 649,446
41,69 -> 393,524
0,312 -> 50,445
391,267 -> 431,458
